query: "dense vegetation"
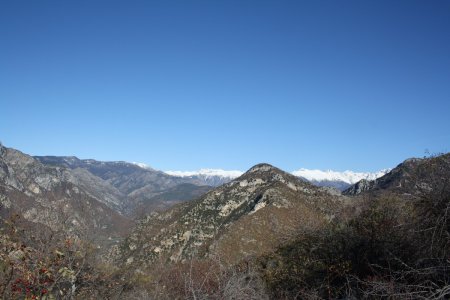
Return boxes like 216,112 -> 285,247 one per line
261,197 -> 449,299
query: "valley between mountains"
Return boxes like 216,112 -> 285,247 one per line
1,143 -> 449,299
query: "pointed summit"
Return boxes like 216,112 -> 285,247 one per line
234,163 -> 313,191
247,163 -> 276,173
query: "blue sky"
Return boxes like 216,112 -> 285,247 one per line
1,0 -> 449,172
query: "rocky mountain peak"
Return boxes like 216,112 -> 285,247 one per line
235,163 -> 313,193
119,162 -> 342,265
247,163 -> 277,174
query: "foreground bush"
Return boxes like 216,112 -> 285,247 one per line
260,192 -> 449,299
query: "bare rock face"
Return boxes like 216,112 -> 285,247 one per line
0,145 -> 131,239
342,179 -> 375,195
119,163 -> 346,266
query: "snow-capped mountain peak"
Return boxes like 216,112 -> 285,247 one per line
164,167 -> 390,190
164,169 -> 244,187
291,168 -> 390,185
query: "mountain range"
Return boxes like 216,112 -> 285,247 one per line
165,167 -> 389,190
0,143 -> 391,241
292,168 -> 390,190
1,142 -> 449,299
117,152 -> 450,269
33,155 -> 212,216
165,169 -> 244,187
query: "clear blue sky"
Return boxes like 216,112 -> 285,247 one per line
1,0 -> 449,172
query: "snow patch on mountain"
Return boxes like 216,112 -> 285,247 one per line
132,162 -> 153,170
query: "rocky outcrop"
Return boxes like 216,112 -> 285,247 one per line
342,179 -> 376,195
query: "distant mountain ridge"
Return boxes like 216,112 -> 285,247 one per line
34,157 -> 389,191
33,156 -> 212,215
165,168 -> 390,190
292,168 -> 390,190
165,169 -> 244,186
292,168 -> 390,184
